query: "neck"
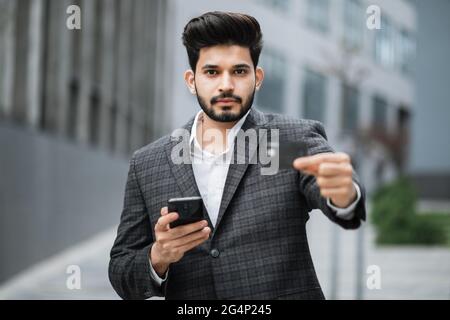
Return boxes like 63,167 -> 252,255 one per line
197,112 -> 239,154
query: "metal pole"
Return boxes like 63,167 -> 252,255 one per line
355,223 -> 365,299
354,146 -> 365,300
329,224 -> 340,300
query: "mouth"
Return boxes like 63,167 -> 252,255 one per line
215,99 -> 238,104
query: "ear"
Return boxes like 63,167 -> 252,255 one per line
184,69 -> 196,95
255,67 -> 264,91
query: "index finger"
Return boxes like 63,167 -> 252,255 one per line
155,212 -> 179,232
293,152 -> 349,170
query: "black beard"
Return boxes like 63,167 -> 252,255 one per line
195,87 -> 256,123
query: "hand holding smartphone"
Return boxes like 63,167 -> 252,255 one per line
151,197 -> 209,275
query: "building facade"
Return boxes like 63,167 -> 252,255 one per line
0,0 -> 172,282
0,0 -> 172,156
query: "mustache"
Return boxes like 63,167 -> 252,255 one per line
210,93 -> 242,105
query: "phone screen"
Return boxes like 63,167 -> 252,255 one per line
168,197 -> 204,228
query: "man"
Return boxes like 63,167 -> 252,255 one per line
109,11 -> 366,300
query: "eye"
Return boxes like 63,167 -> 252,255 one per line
234,69 -> 247,75
205,70 -> 218,75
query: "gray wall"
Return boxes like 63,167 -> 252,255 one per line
410,0 -> 450,173
408,0 -> 450,199
0,121 -> 129,283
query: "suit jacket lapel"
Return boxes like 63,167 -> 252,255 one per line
164,118 -> 201,198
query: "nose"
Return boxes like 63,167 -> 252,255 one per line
218,72 -> 234,92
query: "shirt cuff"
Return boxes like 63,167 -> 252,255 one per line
148,256 -> 169,286
326,182 -> 361,220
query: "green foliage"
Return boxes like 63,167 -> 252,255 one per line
371,177 -> 447,246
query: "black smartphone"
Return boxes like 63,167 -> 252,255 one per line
167,196 -> 204,228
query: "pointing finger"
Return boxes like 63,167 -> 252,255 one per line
294,152 -> 350,171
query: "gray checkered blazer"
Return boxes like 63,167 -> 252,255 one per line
109,108 -> 366,300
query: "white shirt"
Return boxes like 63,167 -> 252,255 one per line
149,110 -> 362,285
189,109 -> 251,227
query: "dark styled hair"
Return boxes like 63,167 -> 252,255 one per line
182,11 -> 264,72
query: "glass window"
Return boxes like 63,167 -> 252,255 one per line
399,29 -> 416,75
306,0 -> 330,33
372,95 -> 388,130
89,88 -> 101,146
303,69 -> 327,123
341,84 -> 359,134
256,49 -> 287,113
374,17 -> 395,68
343,0 -> 364,49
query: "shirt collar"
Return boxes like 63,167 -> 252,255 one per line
189,109 -> 252,150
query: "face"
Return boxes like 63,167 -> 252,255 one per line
184,45 -> 264,123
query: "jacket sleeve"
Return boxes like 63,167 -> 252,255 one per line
108,151 -> 165,299
298,121 -> 366,230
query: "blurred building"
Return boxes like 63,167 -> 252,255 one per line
0,0 -> 171,153
0,0 -> 171,282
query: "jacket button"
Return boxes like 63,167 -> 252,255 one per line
210,248 -> 220,258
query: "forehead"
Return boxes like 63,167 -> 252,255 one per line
197,45 -> 253,68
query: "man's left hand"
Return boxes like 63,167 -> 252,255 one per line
293,152 -> 357,208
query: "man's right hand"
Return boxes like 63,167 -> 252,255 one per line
150,206 -> 211,277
